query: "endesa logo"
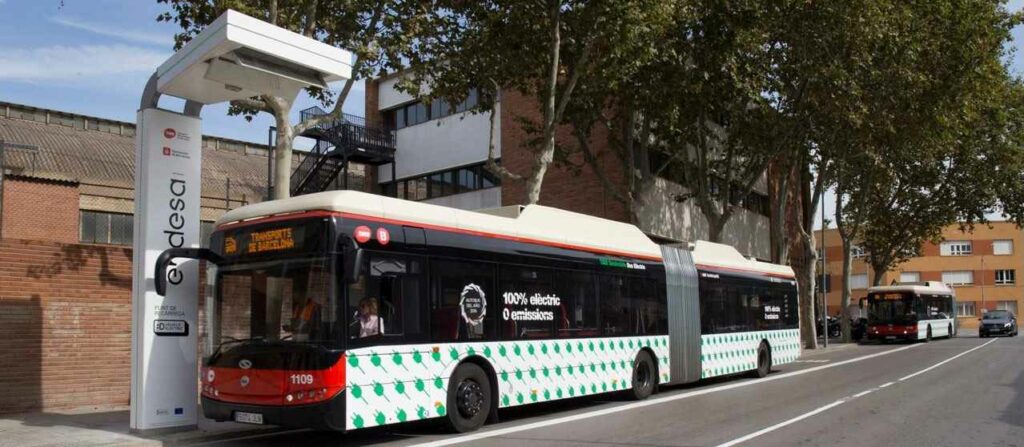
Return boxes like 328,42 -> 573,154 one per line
164,128 -> 177,139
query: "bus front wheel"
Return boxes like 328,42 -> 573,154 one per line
630,351 -> 657,400
446,363 -> 491,433
751,341 -> 772,378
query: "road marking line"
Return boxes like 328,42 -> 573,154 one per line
412,343 -> 921,447
715,400 -> 845,447
713,339 -> 998,447
852,389 -> 874,398
898,338 -> 997,382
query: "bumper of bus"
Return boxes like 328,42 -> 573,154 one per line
202,391 -> 347,432
865,329 -> 918,342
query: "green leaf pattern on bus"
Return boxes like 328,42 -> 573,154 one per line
342,330 -> 800,431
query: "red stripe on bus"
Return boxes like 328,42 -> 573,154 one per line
200,357 -> 345,406
216,210 -> 340,231
336,211 -> 665,262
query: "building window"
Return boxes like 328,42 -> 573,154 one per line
850,274 -> 869,290
942,270 -> 974,286
996,300 -> 1018,314
993,240 -> 1014,256
80,211 -> 133,246
384,161 -> 501,202
940,241 -> 972,256
958,301 -> 976,316
900,272 -> 921,283
995,269 -> 1016,285
383,88 -> 481,130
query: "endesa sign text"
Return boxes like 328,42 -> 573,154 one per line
130,108 -> 202,430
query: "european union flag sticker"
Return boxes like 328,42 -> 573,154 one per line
174,408 -> 184,415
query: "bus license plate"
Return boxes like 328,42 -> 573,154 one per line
885,336 -> 896,340
234,411 -> 264,425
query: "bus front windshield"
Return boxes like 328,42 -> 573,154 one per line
205,257 -> 339,357
867,292 -> 918,325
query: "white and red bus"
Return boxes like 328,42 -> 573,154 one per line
156,190 -> 800,432
864,282 -> 956,342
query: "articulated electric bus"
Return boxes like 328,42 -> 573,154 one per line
864,282 -> 956,343
155,190 -> 800,433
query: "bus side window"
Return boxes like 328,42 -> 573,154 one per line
431,260 -> 495,342
347,254 -> 425,342
500,266 -> 556,339
555,270 -> 599,338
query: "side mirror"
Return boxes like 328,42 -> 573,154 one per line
154,248 -> 223,296
341,236 -> 364,284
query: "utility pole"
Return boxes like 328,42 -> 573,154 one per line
821,186 -> 827,348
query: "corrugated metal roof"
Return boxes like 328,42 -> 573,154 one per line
0,114 -> 270,202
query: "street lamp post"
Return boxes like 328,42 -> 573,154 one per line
129,10 -> 351,432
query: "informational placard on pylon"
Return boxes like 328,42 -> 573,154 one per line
130,107 -> 202,431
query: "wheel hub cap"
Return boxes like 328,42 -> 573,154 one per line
457,380 -> 484,417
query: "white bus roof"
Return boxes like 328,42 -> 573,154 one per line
217,190 -> 794,277
217,190 -> 664,260
691,241 -> 796,279
868,282 -> 954,295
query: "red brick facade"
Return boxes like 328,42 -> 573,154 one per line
2,177 -> 79,243
497,90 -> 628,221
0,239 -> 133,413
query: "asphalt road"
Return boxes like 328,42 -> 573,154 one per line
187,333 -> 1024,447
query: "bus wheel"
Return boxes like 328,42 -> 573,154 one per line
630,351 -> 656,400
752,341 -> 772,378
446,363 -> 491,433
925,326 -> 932,343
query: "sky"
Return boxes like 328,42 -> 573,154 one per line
0,0 -> 365,146
0,0 -> 1021,229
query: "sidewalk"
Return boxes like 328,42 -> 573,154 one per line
0,407 -> 286,447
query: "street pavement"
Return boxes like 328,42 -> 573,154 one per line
172,332 -> 1023,447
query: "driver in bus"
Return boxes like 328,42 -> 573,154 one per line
354,297 -> 385,338
289,297 -> 321,341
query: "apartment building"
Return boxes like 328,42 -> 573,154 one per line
818,222 -> 1023,329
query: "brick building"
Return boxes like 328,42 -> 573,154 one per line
0,101 -> 279,414
818,222 -> 1024,329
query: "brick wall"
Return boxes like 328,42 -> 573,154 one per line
498,90 -> 628,221
0,238 -> 134,414
2,177 -> 79,243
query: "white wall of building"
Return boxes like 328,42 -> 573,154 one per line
377,104 -> 500,182
378,76 -> 417,110
422,187 -> 502,211
637,177 -> 771,260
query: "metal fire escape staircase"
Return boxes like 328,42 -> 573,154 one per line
289,106 -> 396,196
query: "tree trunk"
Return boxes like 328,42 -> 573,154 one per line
795,237 -> 819,350
706,212 -> 726,243
872,263 -> 888,286
270,97 -> 295,200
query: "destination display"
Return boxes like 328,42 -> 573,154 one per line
218,220 -> 325,258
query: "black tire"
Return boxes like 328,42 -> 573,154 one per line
630,351 -> 657,400
751,341 -> 772,378
925,326 -> 932,343
445,363 -> 491,433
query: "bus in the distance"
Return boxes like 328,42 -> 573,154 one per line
864,282 -> 956,343
155,190 -> 800,433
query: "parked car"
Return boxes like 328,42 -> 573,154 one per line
979,310 -> 1018,337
